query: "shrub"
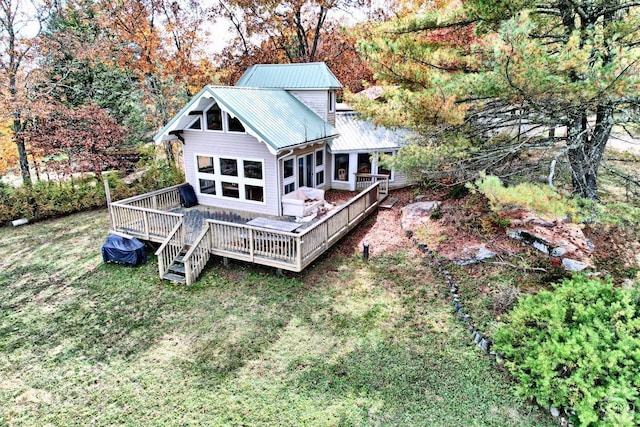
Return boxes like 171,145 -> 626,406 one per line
468,173 -> 577,219
493,275 -> 640,426
0,164 -> 184,225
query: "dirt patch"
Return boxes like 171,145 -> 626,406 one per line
326,187 -> 418,258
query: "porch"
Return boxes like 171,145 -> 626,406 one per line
107,174 -> 389,285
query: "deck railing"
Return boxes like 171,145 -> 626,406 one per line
156,220 -> 186,279
182,227 -> 212,286
201,181 -> 381,272
355,173 -> 389,197
109,185 -> 184,243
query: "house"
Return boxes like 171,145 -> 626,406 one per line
108,62 -> 411,283
153,62 -> 409,216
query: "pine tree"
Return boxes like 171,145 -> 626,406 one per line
355,0 -> 640,199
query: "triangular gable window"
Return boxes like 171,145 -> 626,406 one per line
189,117 -> 202,129
228,115 -> 245,133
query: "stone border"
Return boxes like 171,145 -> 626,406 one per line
411,236 -> 575,427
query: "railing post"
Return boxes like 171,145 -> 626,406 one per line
143,211 -> 150,240
185,260 -> 192,286
296,237 -> 302,270
249,227 -> 255,261
158,253 -> 165,280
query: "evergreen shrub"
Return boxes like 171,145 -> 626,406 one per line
494,275 -> 640,426
468,173 -> 577,219
0,164 -> 184,225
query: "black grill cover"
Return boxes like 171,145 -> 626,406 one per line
101,234 -> 147,266
179,184 -> 198,207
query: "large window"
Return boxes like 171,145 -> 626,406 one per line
194,154 -> 264,203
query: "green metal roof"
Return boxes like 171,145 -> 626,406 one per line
236,62 -> 342,90
154,86 -> 338,154
330,112 -> 413,153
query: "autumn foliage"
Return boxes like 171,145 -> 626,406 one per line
20,103 -> 125,179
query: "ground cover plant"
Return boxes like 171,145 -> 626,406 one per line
0,208 -> 553,426
494,276 -> 640,426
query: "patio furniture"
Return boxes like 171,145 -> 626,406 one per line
281,187 -> 325,217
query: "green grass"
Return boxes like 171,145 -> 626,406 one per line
0,209 -> 553,426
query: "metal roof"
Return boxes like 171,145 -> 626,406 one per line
236,62 -> 342,90
329,112 -> 413,153
154,86 -> 338,154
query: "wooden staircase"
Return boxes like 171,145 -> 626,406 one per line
162,245 -> 190,283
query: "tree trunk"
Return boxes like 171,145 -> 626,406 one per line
566,105 -> 613,200
12,113 -> 31,186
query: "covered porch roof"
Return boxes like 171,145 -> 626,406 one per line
329,111 -> 414,153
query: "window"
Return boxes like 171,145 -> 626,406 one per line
245,185 -> 264,202
328,91 -> 335,113
283,159 -> 294,178
282,157 -> 296,194
222,182 -> 239,198
357,153 -> 372,174
284,182 -> 295,194
334,154 -> 349,181
243,160 -> 262,179
197,156 -> 215,174
315,149 -> 325,186
194,154 -> 265,203
206,104 -> 223,130
199,179 -> 216,195
189,117 -> 201,129
220,158 -> 238,176
228,115 -> 245,133
378,152 -> 393,177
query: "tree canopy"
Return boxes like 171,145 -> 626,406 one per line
354,0 -> 640,199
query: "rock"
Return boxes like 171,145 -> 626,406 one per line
453,244 -> 497,265
562,258 -> 589,272
550,407 -> 560,417
479,338 -> 490,353
400,201 -> 441,232
550,247 -> 567,257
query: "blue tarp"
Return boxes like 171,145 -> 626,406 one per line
101,234 -> 147,266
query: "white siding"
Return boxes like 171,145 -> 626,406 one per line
289,90 -> 328,121
182,129 -> 280,216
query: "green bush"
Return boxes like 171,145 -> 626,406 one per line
494,275 -> 640,426
468,173 -> 577,219
0,164 -> 184,225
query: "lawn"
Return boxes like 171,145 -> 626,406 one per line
0,209 -> 553,426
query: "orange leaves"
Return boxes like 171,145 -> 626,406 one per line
0,117 -> 18,175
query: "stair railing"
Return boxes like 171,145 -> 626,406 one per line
182,225 -> 212,286
155,219 -> 185,280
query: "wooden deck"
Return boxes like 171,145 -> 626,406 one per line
108,176 -> 388,285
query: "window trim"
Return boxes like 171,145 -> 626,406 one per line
193,153 -> 265,204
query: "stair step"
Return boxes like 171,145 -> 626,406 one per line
174,255 -> 185,263
169,263 -> 185,274
379,197 -> 398,209
162,272 -> 185,283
